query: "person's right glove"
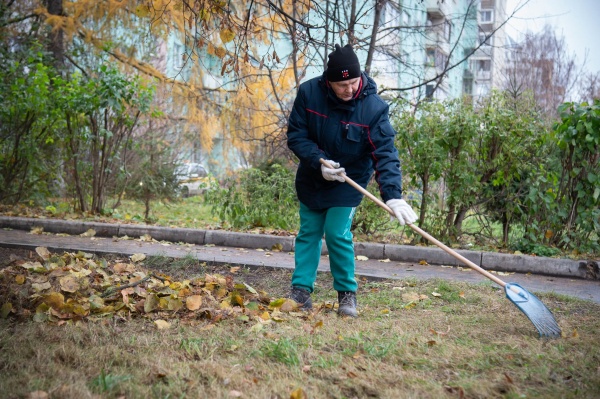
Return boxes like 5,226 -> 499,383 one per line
386,199 -> 418,225
321,160 -> 346,182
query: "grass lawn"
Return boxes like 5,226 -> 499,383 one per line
1,249 -> 599,399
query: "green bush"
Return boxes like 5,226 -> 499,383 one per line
204,162 -> 298,230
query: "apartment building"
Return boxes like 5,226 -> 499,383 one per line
369,0 -> 479,103
469,0 -> 508,101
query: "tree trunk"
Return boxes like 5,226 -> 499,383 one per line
44,0 -> 65,69
365,0 -> 387,75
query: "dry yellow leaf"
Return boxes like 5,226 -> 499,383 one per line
35,247 -> 51,260
59,276 -> 80,293
419,260 -> 428,265
280,299 -> 298,312
32,282 -> 52,292
130,253 -> 146,263
290,387 -> 307,399
401,292 -> 420,302
219,28 -> 235,43
113,263 -> 134,273
379,258 -> 391,263
214,46 -> 226,58
44,292 -> 65,309
260,311 -> 270,321
356,255 -> 369,261
186,295 -> 203,311
80,229 -> 96,237
15,275 -> 26,285
154,319 -> 171,330
432,292 -> 442,297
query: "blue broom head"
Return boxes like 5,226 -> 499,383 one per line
505,283 -> 562,339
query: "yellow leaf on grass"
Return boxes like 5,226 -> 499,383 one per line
260,311 -> 270,321
130,253 -> 146,263
432,292 -> 442,297
290,387 -> 308,399
186,295 -> 203,311
154,320 -> 171,330
402,292 -> 421,302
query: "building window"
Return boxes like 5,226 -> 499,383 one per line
444,20 -> 452,42
477,59 -> 491,72
426,84 -> 435,99
479,32 -> 492,47
479,9 -> 493,23
463,78 -> 473,95
426,49 -> 435,66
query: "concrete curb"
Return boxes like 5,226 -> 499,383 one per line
0,216 -> 595,280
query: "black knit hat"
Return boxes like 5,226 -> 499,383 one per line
326,44 -> 361,82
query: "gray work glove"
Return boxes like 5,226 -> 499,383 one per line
386,199 -> 418,225
321,160 -> 346,182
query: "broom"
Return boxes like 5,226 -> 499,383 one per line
320,159 -> 562,338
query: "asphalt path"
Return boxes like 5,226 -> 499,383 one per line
1,227 -> 598,304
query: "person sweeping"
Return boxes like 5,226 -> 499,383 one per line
286,43 -> 417,317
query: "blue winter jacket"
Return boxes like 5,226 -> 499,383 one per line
287,72 -> 403,210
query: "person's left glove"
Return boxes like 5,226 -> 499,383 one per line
386,199 -> 418,225
321,160 -> 346,182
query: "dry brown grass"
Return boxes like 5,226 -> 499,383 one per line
1,252 -> 599,399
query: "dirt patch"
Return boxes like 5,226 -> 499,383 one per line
0,247 -> 37,267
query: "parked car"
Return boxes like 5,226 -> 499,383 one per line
175,163 -> 211,197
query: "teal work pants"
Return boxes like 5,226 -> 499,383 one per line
292,202 -> 358,293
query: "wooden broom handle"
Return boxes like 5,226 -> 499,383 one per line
319,159 -> 507,287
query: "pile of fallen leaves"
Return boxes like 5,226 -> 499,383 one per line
0,247 -> 306,329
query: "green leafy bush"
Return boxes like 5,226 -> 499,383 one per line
204,161 -> 298,230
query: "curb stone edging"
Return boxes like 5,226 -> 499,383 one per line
0,216 -> 596,280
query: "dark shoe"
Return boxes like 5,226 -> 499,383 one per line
288,286 -> 312,310
337,291 -> 357,317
